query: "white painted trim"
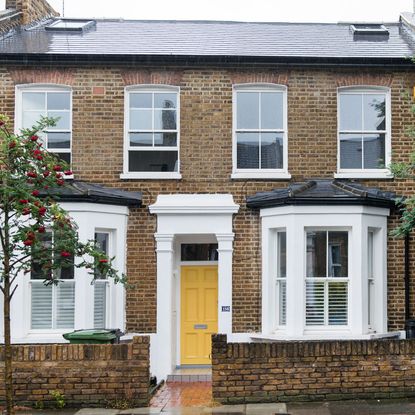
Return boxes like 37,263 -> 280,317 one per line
334,172 -> 393,179
123,85 -> 181,177
150,194 -> 238,381
231,172 -> 291,180
120,172 -> 182,180
232,83 -> 289,178
336,86 -> 391,173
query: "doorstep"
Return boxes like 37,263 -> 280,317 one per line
167,367 -> 212,382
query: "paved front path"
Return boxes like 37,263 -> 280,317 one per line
150,382 -> 213,408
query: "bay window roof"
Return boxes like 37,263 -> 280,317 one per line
42,180 -> 142,207
246,179 -> 397,209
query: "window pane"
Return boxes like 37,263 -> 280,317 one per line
154,132 -> 177,147
261,92 -> 283,129
154,109 -> 177,130
237,92 -> 259,129
339,94 -> 362,131
31,282 -> 52,329
181,244 -> 218,261
306,231 -> 327,278
23,111 -> 45,129
328,282 -> 348,325
23,92 -> 45,110
55,282 -> 75,328
31,233 -> 52,280
130,109 -> 152,130
57,257 -> 74,280
236,132 -> 259,169
47,111 -> 70,130
154,93 -> 177,109
130,132 -> 152,146
328,232 -> 348,278
130,93 -> 152,108
129,150 -> 178,172
278,280 -> 286,326
306,281 -> 325,325
47,92 -> 70,110
363,134 -> 385,169
47,132 -> 71,149
277,232 -> 286,279
56,152 -> 71,165
261,132 -> 283,169
95,232 -> 109,280
94,282 -> 107,328
363,94 -> 386,131
340,134 -> 362,169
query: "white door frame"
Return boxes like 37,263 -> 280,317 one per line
149,194 -> 239,380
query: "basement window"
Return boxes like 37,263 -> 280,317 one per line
46,19 -> 96,32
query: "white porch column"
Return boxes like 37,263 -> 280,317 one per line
154,233 -> 174,379
216,233 -> 235,334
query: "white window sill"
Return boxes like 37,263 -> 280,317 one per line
231,172 -> 292,180
120,172 -> 182,180
334,172 -> 393,179
250,331 -> 402,341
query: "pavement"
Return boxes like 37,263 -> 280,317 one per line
12,399 -> 415,415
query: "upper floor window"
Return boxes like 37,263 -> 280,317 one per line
122,86 -> 181,179
16,85 -> 72,165
337,87 -> 391,178
232,84 -> 289,179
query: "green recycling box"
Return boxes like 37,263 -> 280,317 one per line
63,329 -> 122,344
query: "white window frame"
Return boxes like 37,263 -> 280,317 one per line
335,86 -> 392,179
231,83 -> 291,180
260,205 -> 389,340
121,84 -> 181,180
15,84 -> 73,174
304,228 -> 350,330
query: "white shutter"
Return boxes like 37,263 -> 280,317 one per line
55,281 -> 75,329
31,282 -> 53,329
306,281 -> 325,325
94,281 -> 107,328
328,282 -> 348,325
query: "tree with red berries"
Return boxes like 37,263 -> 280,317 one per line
0,115 -> 125,414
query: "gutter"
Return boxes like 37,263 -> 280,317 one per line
405,234 -> 411,321
0,53 -> 414,69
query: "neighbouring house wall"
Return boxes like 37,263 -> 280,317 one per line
0,65 -> 414,334
212,334 -> 415,403
0,0 -> 57,33
0,336 -> 150,408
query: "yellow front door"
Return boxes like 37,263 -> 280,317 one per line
180,265 -> 218,365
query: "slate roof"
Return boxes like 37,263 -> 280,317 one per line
0,18 -> 415,64
43,180 -> 142,207
246,179 -> 397,209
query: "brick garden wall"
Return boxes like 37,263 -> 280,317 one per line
212,334 -> 415,404
0,336 -> 150,408
0,65 -> 414,333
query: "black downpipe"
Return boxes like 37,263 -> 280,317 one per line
405,234 -> 410,321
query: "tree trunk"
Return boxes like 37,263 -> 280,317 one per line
3,274 -> 13,415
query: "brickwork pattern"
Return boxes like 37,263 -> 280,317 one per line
0,65 -> 415,333
0,336 -> 150,408
212,334 -> 415,403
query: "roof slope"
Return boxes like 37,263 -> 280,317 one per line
0,18 -> 414,62
246,179 -> 397,208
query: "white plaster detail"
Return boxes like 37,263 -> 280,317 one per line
149,194 -> 239,381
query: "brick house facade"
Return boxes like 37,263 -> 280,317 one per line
1,0 -> 415,383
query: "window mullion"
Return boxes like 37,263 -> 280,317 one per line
258,92 -> 262,169
152,93 -> 155,147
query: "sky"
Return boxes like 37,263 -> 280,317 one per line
43,0 -> 413,23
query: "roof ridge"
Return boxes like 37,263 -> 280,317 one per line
332,180 -> 368,197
